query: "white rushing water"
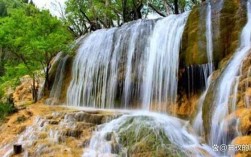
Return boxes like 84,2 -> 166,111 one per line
66,20 -> 155,108
210,0 -> 251,148
83,112 -> 216,157
193,74 -> 212,136
142,12 -> 189,111
67,12 -> 189,112
48,55 -> 69,105
206,2 -> 214,74
192,1 -> 214,136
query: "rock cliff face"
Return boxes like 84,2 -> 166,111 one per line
0,103 -> 121,157
12,75 -> 44,108
175,0 -> 247,118
181,0 -> 246,66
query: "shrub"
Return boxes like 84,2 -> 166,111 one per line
0,102 -> 15,120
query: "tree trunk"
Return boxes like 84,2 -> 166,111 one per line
174,0 -> 179,14
122,0 -> 128,23
45,63 -> 50,91
31,74 -> 38,103
0,47 -> 5,76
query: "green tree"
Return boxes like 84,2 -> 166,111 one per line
65,0 -> 202,36
0,2 -> 73,102
0,1 -> 7,17
65,0 -> 145,36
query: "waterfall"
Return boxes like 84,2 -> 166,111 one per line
142,12 -> 189,112
187,1 -> 214,98
206,2 -> 214,74
38,52 -> 64,100
193,74 -> 212,136
83,112 -> 216,157
209,0 -> 251,148
67,20 -> 155,108
47,55 -> 69,105
192,1 -> 214,136
67,12 -> 189,112
185,63 -> 212,98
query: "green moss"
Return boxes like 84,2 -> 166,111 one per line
214,0 -> 246,64
181,7 -> 206,66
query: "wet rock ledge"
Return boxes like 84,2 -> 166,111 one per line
0,104 -> 121,157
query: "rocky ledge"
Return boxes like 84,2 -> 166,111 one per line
0,104 -> 121,157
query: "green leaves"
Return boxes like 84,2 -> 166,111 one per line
0,0 -> 73,100
0,1 -> 7,17
0,102 -> 14,120
64,0 -> 200,36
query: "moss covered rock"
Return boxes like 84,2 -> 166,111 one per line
116,116 -> 186,157
180,0 -> 246,67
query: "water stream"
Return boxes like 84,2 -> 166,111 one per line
209,0 -> 251,148
206,2 -> 214,74
83,112 -> 216,157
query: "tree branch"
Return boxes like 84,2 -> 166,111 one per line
148,3 -> 166,17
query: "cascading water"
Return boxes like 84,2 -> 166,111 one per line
67,12 -> 189,112
83,112 -> 216,157
67,20 -> 155,109
186,63 -> 212,97
192,1 -> 214,136
38,52 -> 64,100
206,2 -> 214,74
1,111 -> 119,157
47,55 -> 69,105
142,12 -> 189,112
186,1 -> 214,99
209,0 -> 251,150
1,1 -> 250,157
193,74 -> 212,136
